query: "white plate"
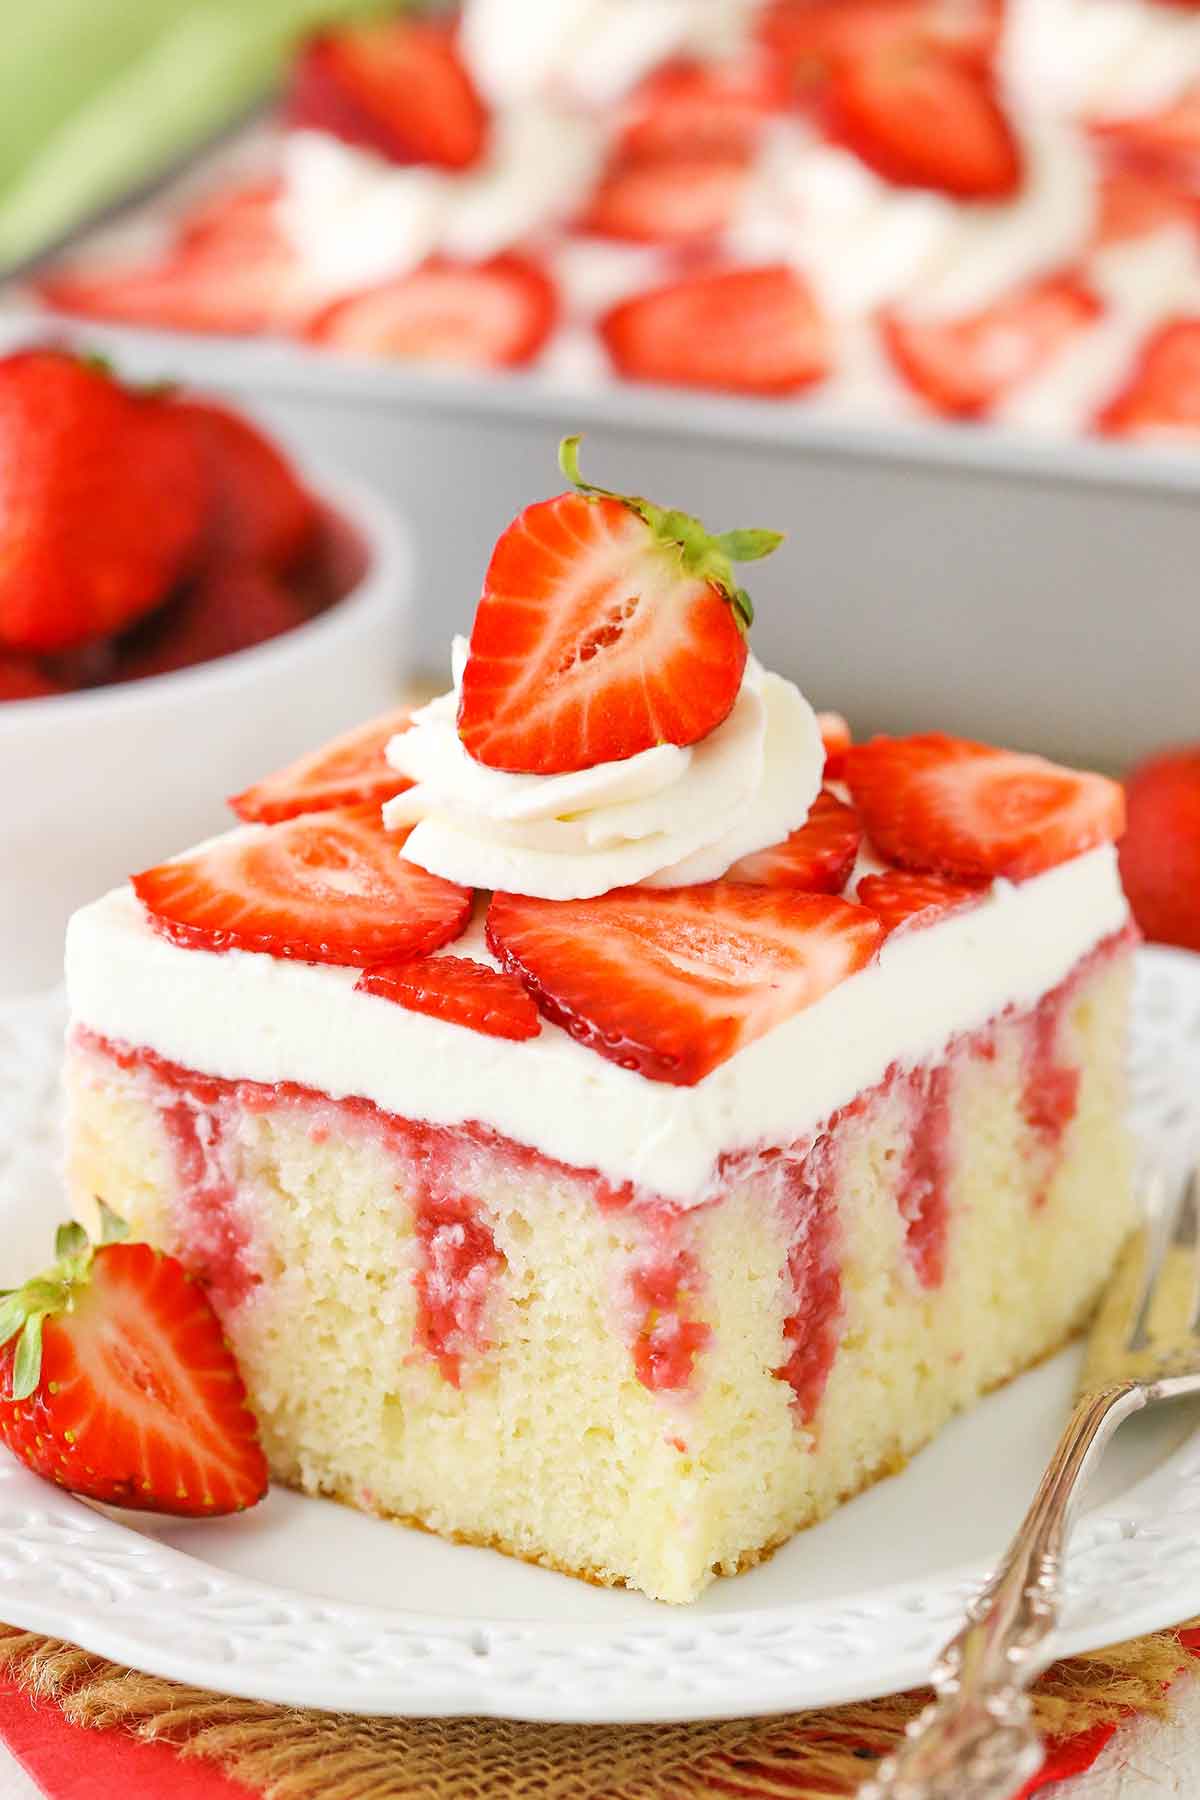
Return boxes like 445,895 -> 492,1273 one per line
1,949 -> 1199,1723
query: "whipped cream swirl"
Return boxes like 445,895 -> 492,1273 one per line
383,639 -> 823,899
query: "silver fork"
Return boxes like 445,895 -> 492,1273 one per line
858,1163 -> 1200,1800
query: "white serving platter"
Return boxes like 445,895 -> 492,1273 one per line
0,948 -> 1199,1722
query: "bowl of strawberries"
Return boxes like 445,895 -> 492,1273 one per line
0,346 -> 408,996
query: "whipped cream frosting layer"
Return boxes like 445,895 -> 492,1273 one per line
383,644 -> 823,899
65,845 -> 1129,1208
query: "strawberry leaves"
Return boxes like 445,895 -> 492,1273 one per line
557,435 -> 782,632
1,1202 -> 127,1400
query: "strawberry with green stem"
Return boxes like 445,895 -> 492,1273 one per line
457,435 -> 783,774
0,1205 -> 268,1515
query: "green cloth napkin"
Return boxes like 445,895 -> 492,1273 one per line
0,0 -> 395,270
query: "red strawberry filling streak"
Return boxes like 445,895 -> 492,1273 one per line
118,436 -> 1130,1432
73,933 -> 1127,1416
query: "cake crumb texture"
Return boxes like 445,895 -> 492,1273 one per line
65,943 -> 1135,1603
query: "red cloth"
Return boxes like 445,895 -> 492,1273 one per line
3,1637 -> 1199,1799
0,1676 -> 258,1800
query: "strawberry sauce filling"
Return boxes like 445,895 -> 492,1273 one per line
630,1246 -> 712,1392
71,925 -> 1129,1412
74,1029 -> 511,1376
411,1183 -> 505,1387
774,1138 -> 844,1426
896,1063 -> 955,1289
157,1093 -> 256,1313
1022,984 -> 1083,1150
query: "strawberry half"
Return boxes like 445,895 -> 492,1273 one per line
0,1210 -> 267,1515
0,350 -> 207,653
1118,745 -> 1200,953
356,954 -> 540,1040
824,13 -> 1020,199
287,19 -> 488,171
230,708 -> 414,824
581,153 -> 750,244
616,57 -> 786,161
457,436 -> 781,774
306,255 -> 557,368
171,398 -> 319,572
880,275 -> 1103,419
1096,320 -> 1200,439
845,733 -> 1125,882
133,807 -> 472,967
723,790 -> 862,891
600,265 -> 831,397
40,182 -> 316,337
487,885 -> 881,1085
817,709 -> 852,779
856,868 -> 987,937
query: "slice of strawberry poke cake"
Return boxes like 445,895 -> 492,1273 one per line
63,441 -> 1135,1604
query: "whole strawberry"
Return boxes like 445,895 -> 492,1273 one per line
170,397 -> 319,572
0,1205 -> 268,1515
0,349 -> 207,652
1120,746 -> 1200,952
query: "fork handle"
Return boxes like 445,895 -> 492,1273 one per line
857,1380 -> 1146,1800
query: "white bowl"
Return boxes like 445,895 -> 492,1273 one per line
1,468 -> 410,998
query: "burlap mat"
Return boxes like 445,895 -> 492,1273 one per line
2,1620 -> 1198,1800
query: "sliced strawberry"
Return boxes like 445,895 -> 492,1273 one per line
826,20 -> 1020,199
723,790 -> 861,892
616,56 -> 786,161
487,885 -> 881,1085
133,807 -> 472,966
40,184 -> 315,337
1096,319 -> 1200,439
306,255 -> 557,368
356,954 -> 540,1040
600,264 -> 831,397
1119,745 -> 1200,952
177,179 -> 285,254
458,436 -> 780,774
0,1216 -> 267,1516
0,653 -> 65,701
856,868 -> 986,937
230,707 -> 413,823
170,399 -> 319,572
1093,84 -> 1200,182
881,275 -> 1103,419
287,19 -> 488,171
817,709 -> 852,779
845,733 -> 1125,881
1092,165 -> 1197,247
114,563 -> 307,683
581,154 -> 750,244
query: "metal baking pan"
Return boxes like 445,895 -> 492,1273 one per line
2,306 -> 1194,771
